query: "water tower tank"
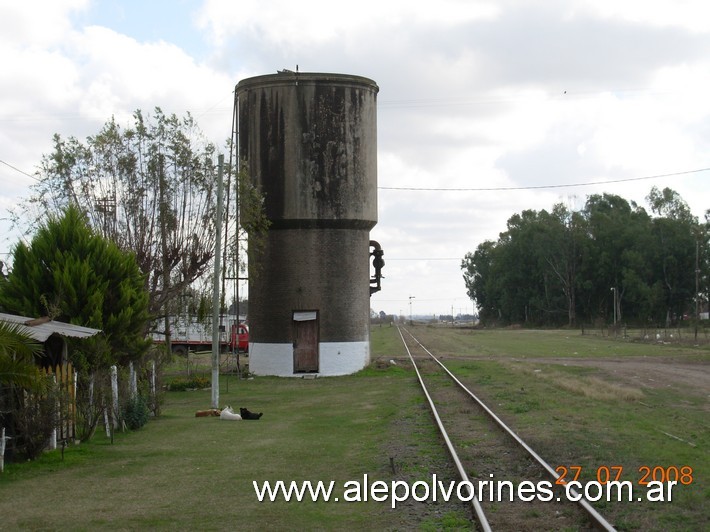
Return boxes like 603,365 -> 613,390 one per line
236,71 -> 379,376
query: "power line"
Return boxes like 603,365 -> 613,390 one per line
387,257 -> 460,261
375,297 -> 469,303
377,87 -> 674,109
0,158 -> 39,181
378,167 -> 710,192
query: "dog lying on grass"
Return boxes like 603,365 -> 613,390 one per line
195,409 -> 221,417
195,406 -> 262,420
219,406 -> 242,420
240,407 -> 263,420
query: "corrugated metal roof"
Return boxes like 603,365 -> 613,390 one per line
0,312 -> 102,342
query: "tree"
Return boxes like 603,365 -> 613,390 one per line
0,206 -> 150,371
647,186 -> 694,223
462,241 -> 499,323
535,205 -> 584,327
12,109 -> 218,328
462,188 -> 703,328
464,208 -> 576,326
644,187 -> 699,324
577,193 -> 655,324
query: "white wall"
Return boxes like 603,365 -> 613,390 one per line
249,341 -> 370,376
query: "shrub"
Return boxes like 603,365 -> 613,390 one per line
166,376 -> 210,391
13,385 -> 64,460
122,395 -> 149,430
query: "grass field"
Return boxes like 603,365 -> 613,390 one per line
385,325 -> 709,530
0,326 -> 707,531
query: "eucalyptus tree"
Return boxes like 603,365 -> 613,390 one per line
463,208 -> 571,326
498,210 -> 551,324
463,188 -> 704,328
462,240 -> 499,323
533,205 -> 585,327
646,187 -> 699,324
576,193 -> 654,324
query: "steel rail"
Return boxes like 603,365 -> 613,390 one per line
401,327 -> 616,532
397,327 -> 492,532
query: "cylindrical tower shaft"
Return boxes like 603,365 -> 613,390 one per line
236,72 -> 379,376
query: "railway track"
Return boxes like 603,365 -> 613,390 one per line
397,326 -> 616,531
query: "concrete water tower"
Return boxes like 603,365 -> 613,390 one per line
236,71 -> 382,376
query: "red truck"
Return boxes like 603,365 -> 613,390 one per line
152,315 -> 248,356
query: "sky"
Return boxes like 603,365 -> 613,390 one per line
1,0 -> 709,318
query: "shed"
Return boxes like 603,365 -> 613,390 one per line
0,313 -> 102,464
0,313 -> 101,367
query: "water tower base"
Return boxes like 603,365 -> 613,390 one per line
249,341 -> 370,376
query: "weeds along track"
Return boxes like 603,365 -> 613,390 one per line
397,326 -> 616,531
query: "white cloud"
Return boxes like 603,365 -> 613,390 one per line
2,0 -> 710,314
197,0 -> 500,48
580,0 -> 710,32
0,0 -> 88,47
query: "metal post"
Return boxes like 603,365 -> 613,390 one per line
695,239 -> 700,343
0,427 -> 6,473
110,365 -> 118,429
211,155 -> 224,409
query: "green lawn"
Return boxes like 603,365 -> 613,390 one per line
0,354 -> 463,530
0,326 -> 707,531
389,325 -> 709,531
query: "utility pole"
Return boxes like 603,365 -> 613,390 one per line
695,239 -> 700,343
211,155 -> 224,409
158,154 -> 172,358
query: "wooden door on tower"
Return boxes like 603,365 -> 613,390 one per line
293,310 -> 319,373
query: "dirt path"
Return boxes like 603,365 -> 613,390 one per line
528,356 -> 710,399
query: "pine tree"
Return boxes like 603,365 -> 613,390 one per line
0,206 -> 150,370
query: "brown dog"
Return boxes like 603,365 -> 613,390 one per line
195,409 -> 221,417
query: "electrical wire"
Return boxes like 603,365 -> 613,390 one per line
0,159 -> 40,181
386,257 -> 460,260
378,167 -> 710,192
